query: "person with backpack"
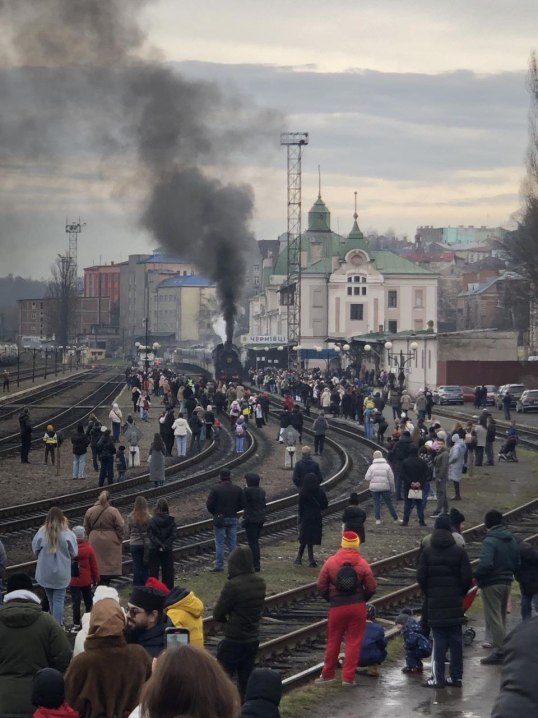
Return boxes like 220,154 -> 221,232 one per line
69,526 -> 100,634
315,531 -> 377,685
235,416 -> 246,453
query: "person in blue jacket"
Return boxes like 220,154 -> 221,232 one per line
358,603 -> 388,677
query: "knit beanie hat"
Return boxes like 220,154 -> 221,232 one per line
485,510 -> 503,529
145,577 -> 171,594
72,525 -> 85,540
93,585 -> 120,604
434,514 -> 452,531
341,531 -> 360,550
6,573 -> 33,593
32,668 -> 65,709
395,607 -> 413,625
449,508 -> 465,526
373,450 -> 383,459
130,586 -> 166,614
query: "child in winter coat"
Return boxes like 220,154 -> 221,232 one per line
358,603 -> 388,677
342,492 -> 367,544
43,425 -> 59,466
31,668 -> 79,718
396,608 -> 431,673
241,668 -> 282,718
163,584 -> 205,647
235,417 -> 246,453
115,446 -> 127,481
69,526 -> 100,633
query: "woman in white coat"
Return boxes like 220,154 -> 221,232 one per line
365,450 -> 399,525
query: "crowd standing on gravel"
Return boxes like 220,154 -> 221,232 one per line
1,362 -> 538,715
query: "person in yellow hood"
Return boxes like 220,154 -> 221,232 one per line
163,585 -> 205,647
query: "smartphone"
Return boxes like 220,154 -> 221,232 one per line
165,627 -> 190,647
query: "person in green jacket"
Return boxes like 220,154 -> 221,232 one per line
475,510 -> 520,665
213,546 -> 266,703
0,573 -> 72,718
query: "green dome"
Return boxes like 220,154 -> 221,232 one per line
341,217 -> 369,256
308,195 -> 331,231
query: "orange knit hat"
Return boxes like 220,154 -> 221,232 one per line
341,531 -> 360,550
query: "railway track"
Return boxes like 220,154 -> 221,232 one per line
0,373 -> 125,458
4,416 -> 352,576
0,369 -> 100,422
208,496 -> 538,690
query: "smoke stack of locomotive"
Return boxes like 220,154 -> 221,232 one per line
1,0 -> 274,341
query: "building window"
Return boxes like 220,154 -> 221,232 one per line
347,287 -> 352,296
31,312 -> 36,319
183,271 -> 187,276
387,320 -> 398,333
354,276 -> 360,283
362,277 -> 366,284
415,289 -> 424,307
253,264 -> 260,272
353,287 -> 360,295
253,277 -> 260,285
388,291 -> 398,308
350,304 -> 364,321
347,277 -> 353,283
361,287 -> 366,295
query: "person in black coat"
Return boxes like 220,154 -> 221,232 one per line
161,410 -> 175,457
491,616 -> 538,718
515,540 -> 538,620
71,423 -> 90,480
97,428 -> 116,487
292,446 -> 323,488
392,431 -> 413,500
290,406 -> 303,442
241,668 -> 282,718
147,498 -> 177,590
294,473 -> 328,567
342,492 -> 367,544
19,408 -> 33,463
400,445 -> 429,526
417,514 -> 473,689
242,473 -> 266,572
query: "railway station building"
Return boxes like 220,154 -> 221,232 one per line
248,195 -> 438,351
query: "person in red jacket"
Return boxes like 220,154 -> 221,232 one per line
316,531 -> 377,685
69,525 -> 100,633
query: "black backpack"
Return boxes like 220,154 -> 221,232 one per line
335,563 -> 358,593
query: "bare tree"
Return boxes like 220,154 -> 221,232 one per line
46,255 -> 77,346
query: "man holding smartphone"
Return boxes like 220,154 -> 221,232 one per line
124,586 -> 169,658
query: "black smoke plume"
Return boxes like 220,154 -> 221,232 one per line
1,0 -> 277,343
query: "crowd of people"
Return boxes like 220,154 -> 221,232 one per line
2,362 -> 535,716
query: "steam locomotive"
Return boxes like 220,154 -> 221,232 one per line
212,343 -> 243,383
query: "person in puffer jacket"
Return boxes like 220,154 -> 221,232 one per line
396,610 -> 431,673
316,532 -> 377,685
163,585 -> 204,647
241,668 -> 282,718
358,604 -> 388,677
365,450 -> 398,524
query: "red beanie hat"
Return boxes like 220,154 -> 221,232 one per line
145,577 -> 170,594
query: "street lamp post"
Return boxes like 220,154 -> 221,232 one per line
364,340 -> 418,389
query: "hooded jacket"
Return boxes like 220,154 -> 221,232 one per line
241,668 -> 282,718
392,434 -> 413,466
416,529 -> 473,626
292,455 -> 323,488
434,446 -> 449,483
70,539 -> 100,588
129,622 -> 168,659
514,541 -> 538,597
358,622 -> 388,667
242,476 -> 266,525
73,586 -> 120,657
317,547 -> 377,608
213,546 -> 266,642
365,458 -> 395,493
341,505 -> 367,543
491,617 -> 538,718
448,436 -> 465,483
475,525 -> 520,588
65,599 -> 151,718
0,596 -> 72,718
19,411 -> 32,438
71,431 -> 90,456
164,587 -> 204,647
147,512 -> 176,552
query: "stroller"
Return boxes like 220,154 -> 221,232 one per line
462,582 -> 479,645
499,435 -> 518,462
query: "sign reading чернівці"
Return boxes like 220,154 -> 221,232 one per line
241,335 -> 287,345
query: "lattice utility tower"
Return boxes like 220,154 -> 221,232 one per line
280,132 -> 308,350
65,217 -> 85,277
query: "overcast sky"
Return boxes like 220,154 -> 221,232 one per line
1,0 -> 536,276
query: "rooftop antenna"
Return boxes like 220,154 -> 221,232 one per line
65,217 -> 85,278
354,191 -> 358,220
318,165 -> 321,198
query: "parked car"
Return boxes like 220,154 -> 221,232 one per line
516,390 -> 538,413
496,384 -> 525,409
433,385 -> 464,405
461,386 -> 476,403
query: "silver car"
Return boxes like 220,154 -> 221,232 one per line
434,385 -> 464,405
